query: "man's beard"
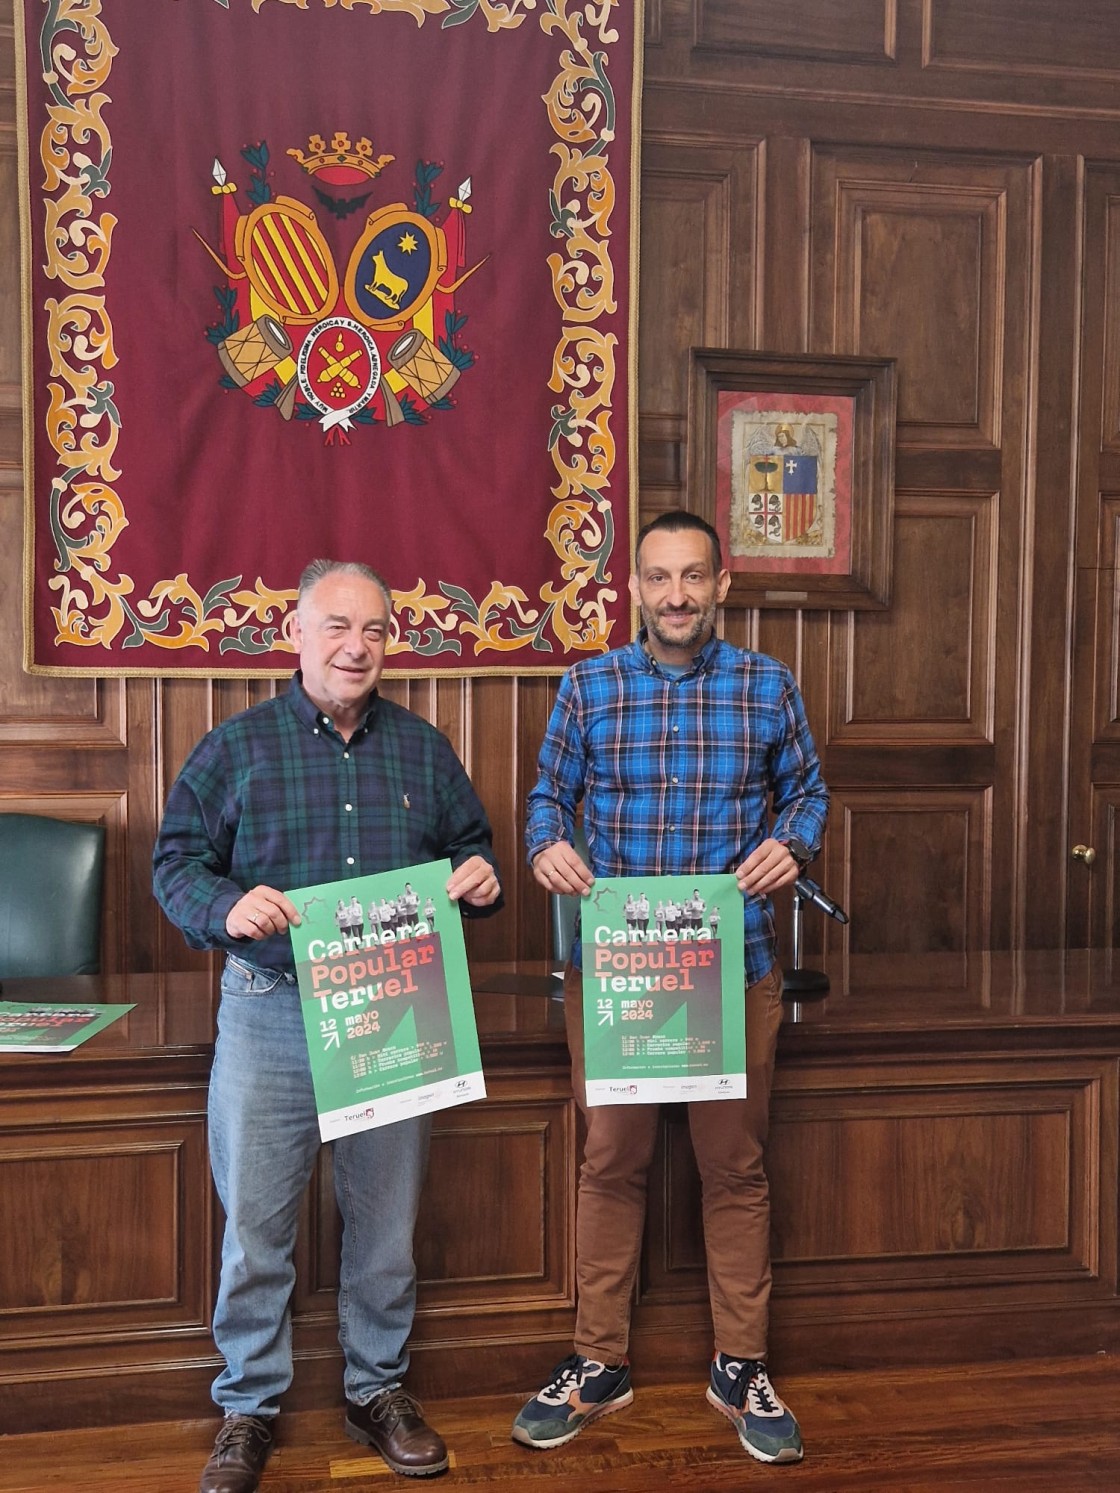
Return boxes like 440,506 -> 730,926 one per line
644,599 -> 716,653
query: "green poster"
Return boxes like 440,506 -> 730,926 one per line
581,875 -> 746,1105
286,859 -> 485,1140
0,1001 -> 135,1052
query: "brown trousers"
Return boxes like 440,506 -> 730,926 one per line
564,961 -> 784,1363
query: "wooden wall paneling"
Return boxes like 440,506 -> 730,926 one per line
1066,564 -> 1102,953
415,1091 -> 576,1310
1086,498 -> 1120,954
809,144 -> 1033,950
830,493 -> 996,744
822,535 -> 1001,940
434,675 -> 469,760
8,9 -> 1103,978
211,675 -> 278,727
460,672 -> 516,963
1089,501 -> 1120,749
1088,786 -> 1120,957
756,607 -> 831,964
155,678 -> 215,794
1019,154 -> 1082,952
124,678 -> 163,974
759,134 -> 812,353
0,671 -> 128,750
1100,190 -> 1120,459
716,603 -> 835,967
644,0 -> 663,49
1067,167 -> 1120,952
0,1069 -> 214,1401
376,674 -> 421,731
837,787 -> 992,954
693,0 -> 898,66
0,1133 -> 206,1322
122,970 -> 218,1053
640,1110 -> 706,1308
817,154 -> 1013,447
921,0 -> 1120,82
773,1086 -> 1074,1269
637,1042 -> 1119,1371
717,603 -> 759,659
642,1031 -> 1102,1303
650,1 -> 1120,122
768,1054 -> 1115,1294
638,131 -> 760,513
6,959 -> 1120,1425
512,674 -> 559,963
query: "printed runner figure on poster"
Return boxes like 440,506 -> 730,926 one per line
287,858 -> 485,1141
582,874 -> 745,1106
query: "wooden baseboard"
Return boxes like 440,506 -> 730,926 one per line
6,1298 -> 1120,1431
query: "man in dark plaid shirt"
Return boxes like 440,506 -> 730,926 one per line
513,511 -> 828,1467
154,560 -> 501,1492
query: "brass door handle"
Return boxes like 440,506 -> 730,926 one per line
1072,844 -> 1096,866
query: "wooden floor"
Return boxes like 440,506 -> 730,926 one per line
1,1356 -> 1118,1492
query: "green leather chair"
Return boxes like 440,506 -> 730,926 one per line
0,813 -> 105,977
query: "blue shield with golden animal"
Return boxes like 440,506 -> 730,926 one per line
344,205 -> 447,332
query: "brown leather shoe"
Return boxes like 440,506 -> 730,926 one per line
345,1387 -> 449,1477
198,1414 -> 275,1493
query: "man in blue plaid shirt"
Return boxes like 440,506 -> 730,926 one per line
154,560 -> 501,1492
514,511 -> 828,1466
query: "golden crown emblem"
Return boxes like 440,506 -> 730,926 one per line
287,132 -> 395,185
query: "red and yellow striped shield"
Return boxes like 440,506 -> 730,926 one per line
234,196 -> 339,325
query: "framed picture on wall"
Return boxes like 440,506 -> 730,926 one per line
686,349 -> 897,609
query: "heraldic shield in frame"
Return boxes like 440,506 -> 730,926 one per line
686,349 -> 897,611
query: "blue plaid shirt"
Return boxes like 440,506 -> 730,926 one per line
154,674 -> 501,973
525,630 -> 829,982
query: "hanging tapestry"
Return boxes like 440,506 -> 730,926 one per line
17,0 -> 641,675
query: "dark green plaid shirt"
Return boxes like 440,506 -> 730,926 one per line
153,674 -> 501,972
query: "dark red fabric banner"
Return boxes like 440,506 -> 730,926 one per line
18,0 -> 639,674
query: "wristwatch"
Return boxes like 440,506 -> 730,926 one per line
781,836 -> 813,871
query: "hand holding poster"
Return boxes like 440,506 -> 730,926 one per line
582,876 -> 746,1106
286,860 -> 484,1140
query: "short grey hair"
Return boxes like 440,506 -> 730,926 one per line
297,560 -> 393,617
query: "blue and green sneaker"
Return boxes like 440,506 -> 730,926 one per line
707,1353 -> 804,1463
512,1353 -> 634,1449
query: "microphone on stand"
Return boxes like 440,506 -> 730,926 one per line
794,875 -> 849,925
784,871 -> 847,1001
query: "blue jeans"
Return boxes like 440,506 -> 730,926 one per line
208,954 -> 431,1415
